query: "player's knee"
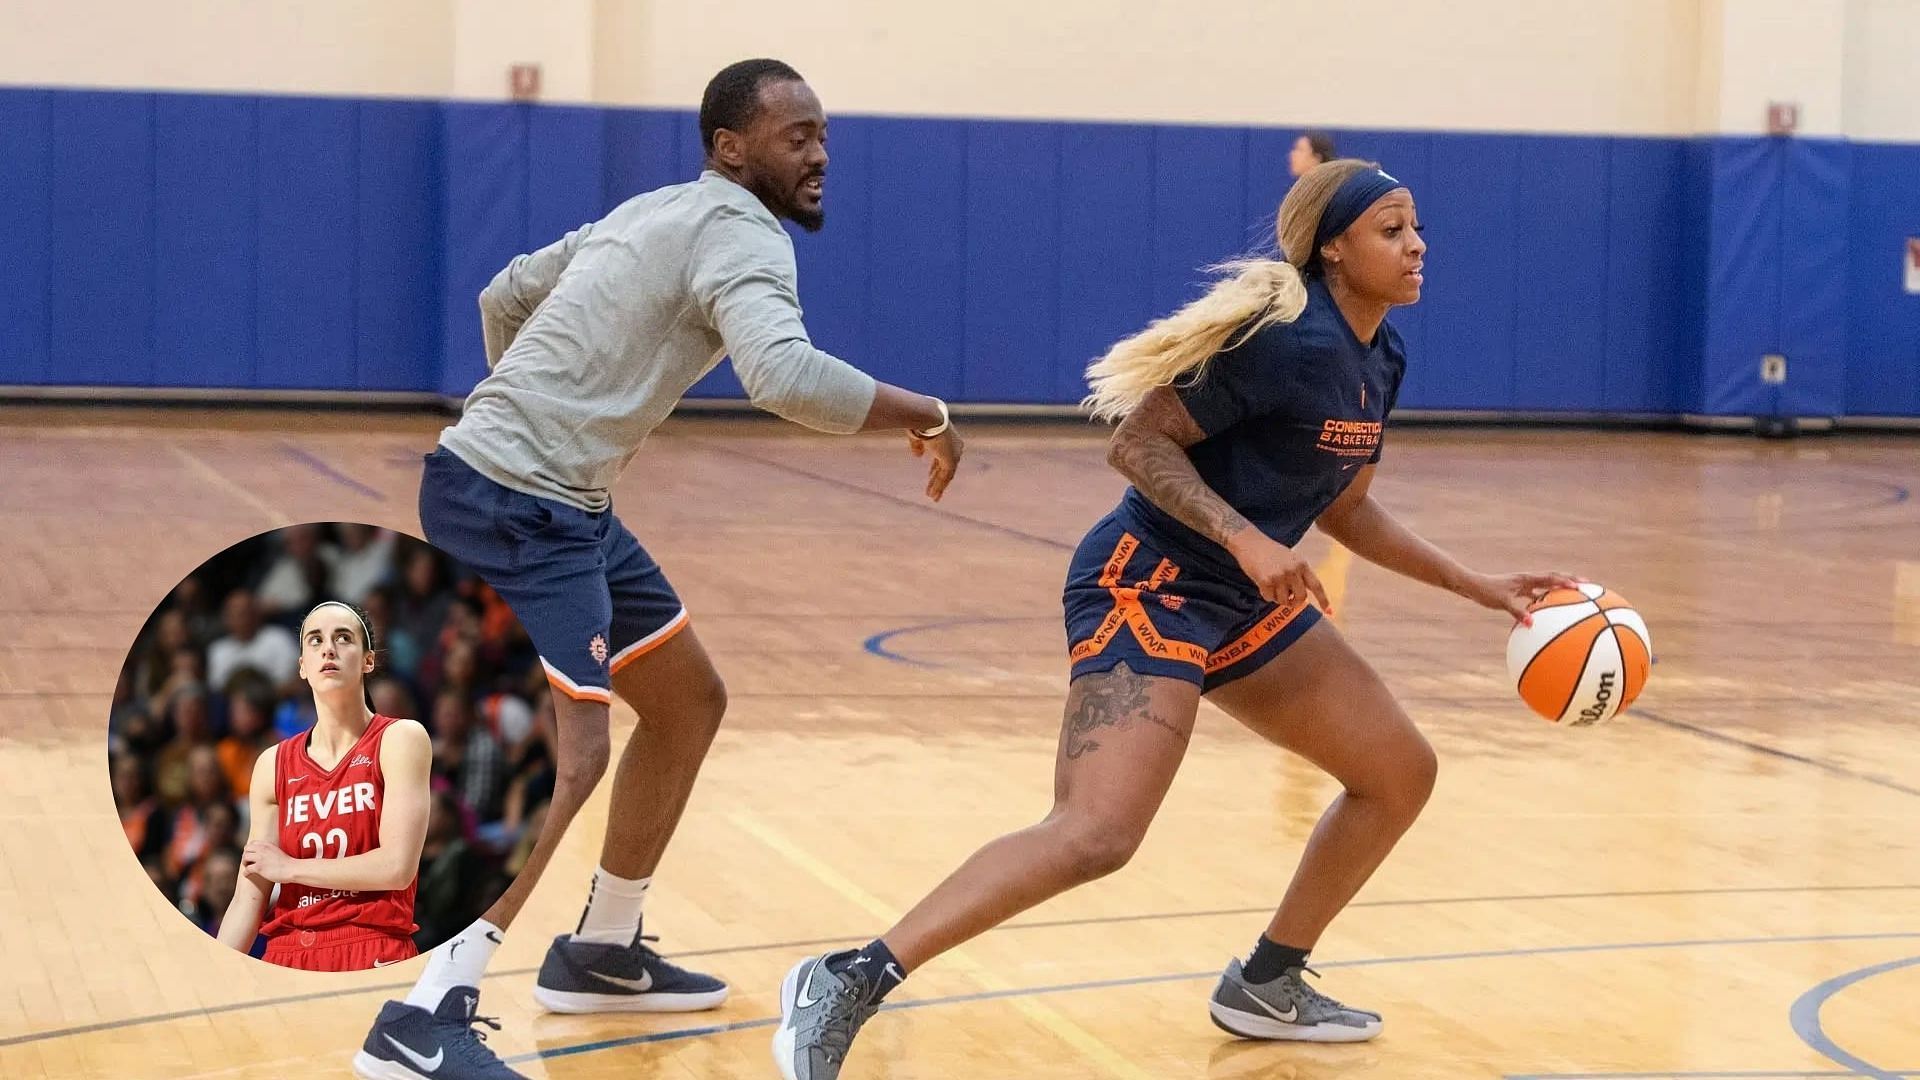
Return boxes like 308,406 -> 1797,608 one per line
689,671 -> 727,733
1382,733 -> 1438,819
633,671 -> 726,748
1053,814 -> 1144,882
558,731 -> 612,796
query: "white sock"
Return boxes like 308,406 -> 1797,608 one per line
405,918 -> 504,1010
570,868 -> 650,946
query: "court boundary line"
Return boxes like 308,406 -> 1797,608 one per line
862,616 -> 1033,666
1788,953 -> 1920,1080
1505,1060 -> 1912,1068
1637,708 -> 1920,799
685,438 -> 1076,551
277,441 -> 386,501
502,930 -> 1920,1066
6,884 -> 1916,1049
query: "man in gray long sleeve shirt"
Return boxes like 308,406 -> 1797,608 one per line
355,59 -> 963,1080
442,160 -> 889,512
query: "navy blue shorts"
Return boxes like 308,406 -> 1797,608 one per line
417,446 -> 688,704
1064,513 -> 1322,692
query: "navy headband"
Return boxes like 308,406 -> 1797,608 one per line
1310,169 -> 1405,267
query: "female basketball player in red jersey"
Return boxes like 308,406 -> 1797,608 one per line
776,161 -> 1580,1078
217,601 -> 432,971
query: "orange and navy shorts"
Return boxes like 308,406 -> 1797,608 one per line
263,925 -> 420,972
1064,513 -> 1322,692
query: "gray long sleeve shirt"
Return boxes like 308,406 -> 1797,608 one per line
438,170 -> 878,512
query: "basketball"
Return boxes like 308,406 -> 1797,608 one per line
1506,583 -> 1651,726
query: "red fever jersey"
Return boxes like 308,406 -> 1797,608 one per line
260,713 -> 418,941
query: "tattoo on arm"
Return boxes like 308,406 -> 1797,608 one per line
1108,389 -> 1250,547
1062,663 -> 1193,760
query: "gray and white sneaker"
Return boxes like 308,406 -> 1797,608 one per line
772,950 -> 888,1080
1208,958 -> 1382,1042
531,932 -> 728,1014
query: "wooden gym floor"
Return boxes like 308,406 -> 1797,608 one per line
1,405 -> 1916,1079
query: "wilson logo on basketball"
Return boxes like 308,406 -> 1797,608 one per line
1573,671 -> 1617,726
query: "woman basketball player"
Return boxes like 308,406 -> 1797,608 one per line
217,601 -> 432,972
775,160 -> 1579,1078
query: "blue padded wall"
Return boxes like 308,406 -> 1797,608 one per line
864,118 -> 968,402
1,89 -> 447,393
3,86 -> 1916,419
49,91 -> 155,385
528,106 -> 605,247
1421,134 -> 1521,409
438,104 -> 527,397
1605,138 -> 1696,413
0,89 -> 53,385
963,120 -> 1061,403
1847,143 -> 1920,417
1698,138 -> 1854,418
1055,123 -> 1155,402
257,97 -> 359,390
153,94 -> 255,388
1511,136 -> 1609,411
1152,126 -> 1247,314
357,100 -> 442,392
1778,140 -> 1851,418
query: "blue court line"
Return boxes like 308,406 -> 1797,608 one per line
278,441 -> 386,500
1505,1060 -> 1912,1068
1789,953 -> 1920,1080
688,438 -> 1075,551
865,629 -> 1920,804
1637,709 -> 1920,800
5,886 -> 1913,1049
501,930 -> 1920,1066
862,616 -> 1040,667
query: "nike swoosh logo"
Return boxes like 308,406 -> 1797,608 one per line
371,958 -> 403,967
794,961 -> 824,1008
589,969 -> 654,992
1341,462 -> 1361,471
288,776 -> 308,782
1242,986 -> 1299,1024
383,1033 -> 443,1073
485,930 -> 502,944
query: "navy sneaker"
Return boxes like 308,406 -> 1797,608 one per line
531,932 -> 729,1013
351,985 -> 524,1079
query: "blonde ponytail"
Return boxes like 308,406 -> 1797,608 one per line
1080,259 -> 1306,423
1081,157 -> 1379,422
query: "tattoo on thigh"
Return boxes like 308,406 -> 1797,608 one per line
1064,663 -> 1191,760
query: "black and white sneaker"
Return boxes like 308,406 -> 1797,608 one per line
531,932 -> 729,1013
1208,958 -> 1382,1042
351,985 -> 524,1079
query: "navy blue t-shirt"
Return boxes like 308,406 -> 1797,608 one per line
1114,275 -> 1407,580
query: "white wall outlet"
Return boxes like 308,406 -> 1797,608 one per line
1761,354 -> 1787,384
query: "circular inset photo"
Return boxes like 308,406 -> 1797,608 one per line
108,523 -> 556,973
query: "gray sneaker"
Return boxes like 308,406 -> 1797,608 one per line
1208,958 -> 1383,1042
772,950 -> 889,1080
